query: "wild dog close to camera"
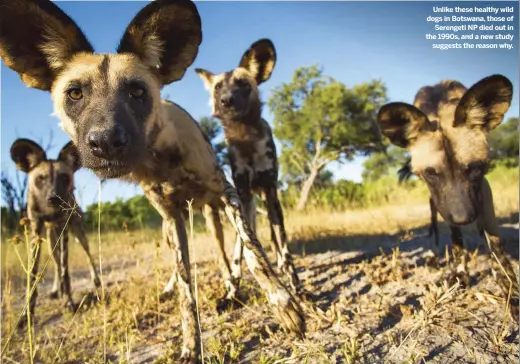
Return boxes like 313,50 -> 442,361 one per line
0,0 -> 305,360
377,75 -> 519,320
195,39 -> 304,296
10,138 -> 100,328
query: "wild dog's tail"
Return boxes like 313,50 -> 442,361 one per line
397,157 -> 413,183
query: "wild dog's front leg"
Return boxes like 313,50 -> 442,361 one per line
263,187 -> 303,296
429,198 -> 439,254
70,219 -> 101,289
142,186 -> 200,362
160,219 -> 177,302
479,178 -> 519,321
18,220 -> 43,330
165,215 -> 200,362
447,225 -> 470,287
59,226 -> 76,311
47,224 -> 62,299
222,183 -> 305,336
203,204 -> 241,312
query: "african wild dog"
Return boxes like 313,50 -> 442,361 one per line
398,159 -> 485,252
0,0 -> 305,361
10,138 -> 100,327
195,39 -> 304,296
377,75 -> 519,320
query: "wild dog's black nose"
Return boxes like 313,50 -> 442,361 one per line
87,125 -> 128,159
220,94 -> 234,107
47,196 -> 61,205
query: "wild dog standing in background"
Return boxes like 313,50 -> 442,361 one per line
0,0 -> 305,361
10,139 -> 100,327
377,75 -> 519,321
195,39 -> 304,296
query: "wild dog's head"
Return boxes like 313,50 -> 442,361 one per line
195,38 -> 276,122
11,139 -> 80,214
378,75 -> 513,226
0,0 -> 202,179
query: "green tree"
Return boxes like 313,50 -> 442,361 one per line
268,65 -> 387,210
361,146 -> 409,182
489,116 -> 519,167
199,116 -> 228,169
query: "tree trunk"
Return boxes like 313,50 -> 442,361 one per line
296,168 -> 319,211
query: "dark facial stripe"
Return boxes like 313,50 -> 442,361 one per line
49,162 -> 55,183
98,55 -> 110,80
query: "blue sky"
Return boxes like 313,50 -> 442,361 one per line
1,1 -> 518,208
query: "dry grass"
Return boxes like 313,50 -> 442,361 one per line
1,169 -> 518,363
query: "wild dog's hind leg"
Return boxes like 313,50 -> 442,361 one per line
479,178 -> 519,321
69,218 -> 101,289
203,204 -> 241,312
262,187 -> 303,296
222,182 -> 305,336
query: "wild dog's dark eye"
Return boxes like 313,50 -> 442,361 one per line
129,86 -> 145,98
214,82 -> 223,91
67,88 -> 83,101
423,167 -> 438,179
35,174 -> 46,186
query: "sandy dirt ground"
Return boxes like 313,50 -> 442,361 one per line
2,215 -> 519,363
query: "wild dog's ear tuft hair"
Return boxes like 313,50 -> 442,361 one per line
194,68 -> 215,91
377,102 -> 434,148
0,0 -> 94,91
117,0 -> 202,86
239,38 -> 276,85
58,141 -> 81,172
454,74 -> 513,131
10,138 -> 47,173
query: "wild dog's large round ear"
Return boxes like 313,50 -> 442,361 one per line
117,0 -> 202,86
194,68 -> 215,91
239,38 -> 276,85
454,74 -> 513,131
0,0 -> 94,91
377,102 -> 433,148
58,141 -> 82,172
10,139 -> 47,173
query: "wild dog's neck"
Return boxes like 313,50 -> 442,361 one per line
219,102 -> 265,143
130,101 -> 183,184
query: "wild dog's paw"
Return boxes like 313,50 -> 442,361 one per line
65,301 -> 79,314
270,293 -> 306,338
179,347 -> 200,364
49,290 -> 60,300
